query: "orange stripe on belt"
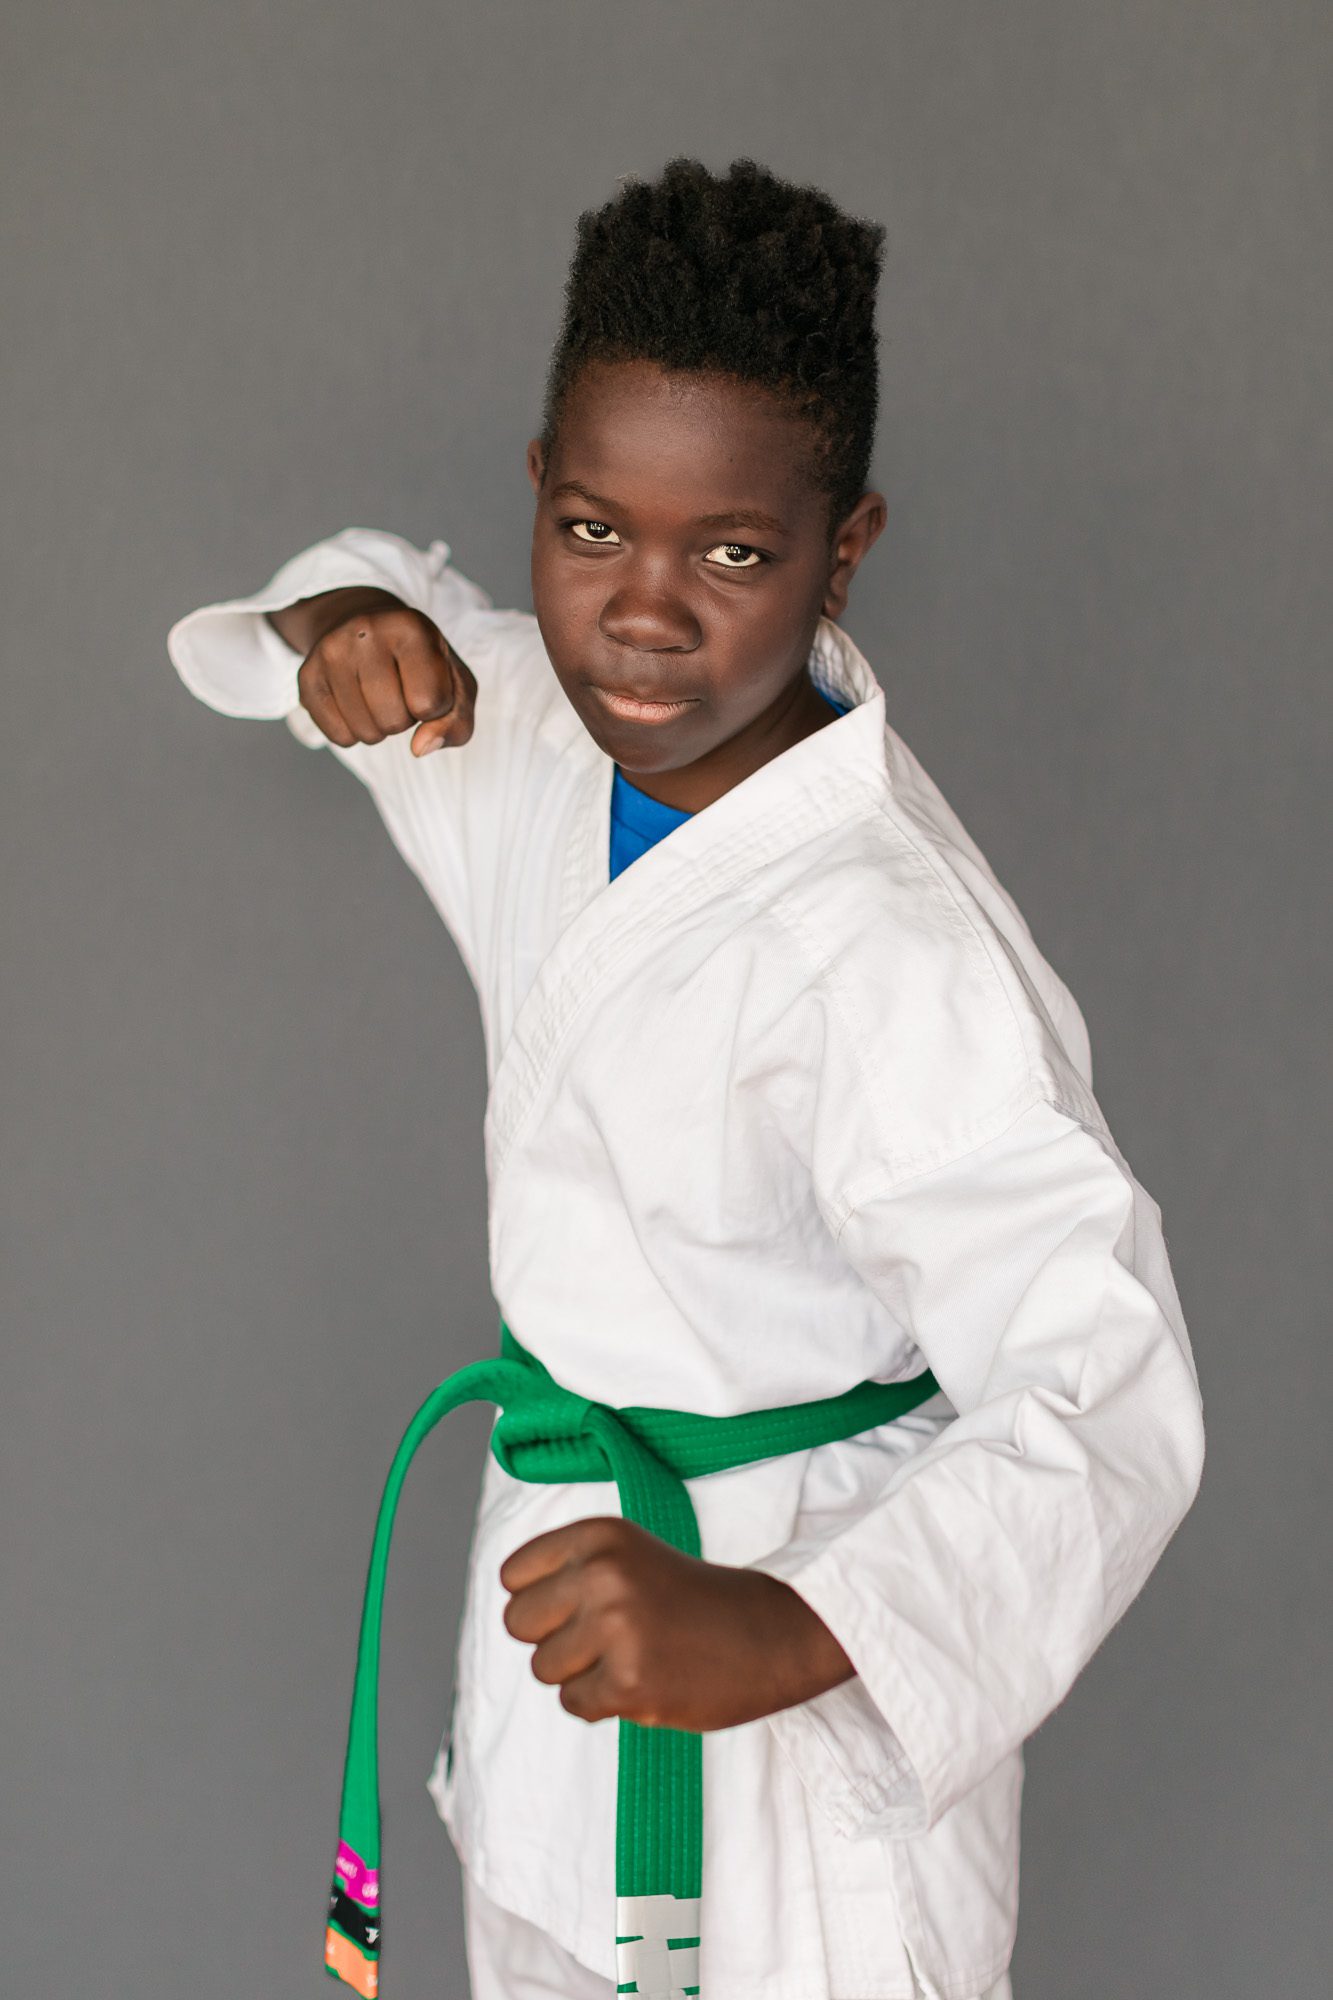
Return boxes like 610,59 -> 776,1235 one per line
324,1924 -> 379,1996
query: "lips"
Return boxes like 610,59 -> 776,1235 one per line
591,684 -> 698,723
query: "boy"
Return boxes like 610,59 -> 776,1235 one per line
167,159 -> 1205,2000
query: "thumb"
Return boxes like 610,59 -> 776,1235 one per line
411,635 -> 474,755
411,716 -> 455,755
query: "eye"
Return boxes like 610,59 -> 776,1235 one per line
704,543 -> 765,569
569,519 -> 621,545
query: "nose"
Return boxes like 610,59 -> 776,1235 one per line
598,564 -> 701,654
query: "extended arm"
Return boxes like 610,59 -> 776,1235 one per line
166,526 -> 492,723
166,528 -> 500,982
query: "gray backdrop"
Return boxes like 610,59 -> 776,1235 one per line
4,3 -> 1328,1995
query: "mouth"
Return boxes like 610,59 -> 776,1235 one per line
590,685 -> 699,724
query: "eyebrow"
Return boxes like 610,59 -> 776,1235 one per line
549,480 -> 791,537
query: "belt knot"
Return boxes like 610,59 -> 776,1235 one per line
488,1375 -> 613,1485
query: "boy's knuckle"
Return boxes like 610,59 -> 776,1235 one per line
583,1554 -> 623,1599
409,686 -> 451,721
611,1657 -> 643,1700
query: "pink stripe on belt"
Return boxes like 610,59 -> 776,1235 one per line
335,1840 -> 380,1907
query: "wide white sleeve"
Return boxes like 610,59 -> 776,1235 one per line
746,1096 -> 1206,1839
165,527 -> 514,989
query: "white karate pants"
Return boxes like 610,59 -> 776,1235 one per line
461,1865 -> 1016,2000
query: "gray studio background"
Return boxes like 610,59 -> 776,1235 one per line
4,4 -> 1328,1995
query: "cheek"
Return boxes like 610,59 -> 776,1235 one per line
532,548 -> 602,644
717,591 -> 817,682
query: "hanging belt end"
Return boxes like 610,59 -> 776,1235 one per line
326,1840 -> 381,1995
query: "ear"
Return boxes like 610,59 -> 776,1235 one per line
822,491 -> 887,621
526,437 -> 546,496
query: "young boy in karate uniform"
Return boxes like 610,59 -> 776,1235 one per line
167,159 -> 1206,2000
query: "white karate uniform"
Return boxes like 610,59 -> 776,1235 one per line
460,1866 -> 1014,2000
168,528 -> 1205,2000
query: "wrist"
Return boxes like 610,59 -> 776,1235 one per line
755,1573 -> 857,1710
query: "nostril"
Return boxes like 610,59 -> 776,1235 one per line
598,607 -> 701,654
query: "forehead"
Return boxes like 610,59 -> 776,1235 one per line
548,358 -> 825,526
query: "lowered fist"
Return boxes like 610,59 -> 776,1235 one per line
498,1515 -> 856,1733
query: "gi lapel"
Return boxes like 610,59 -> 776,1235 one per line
483,620 -> 888,1199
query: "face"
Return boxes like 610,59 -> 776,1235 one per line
527,358 -> 886,812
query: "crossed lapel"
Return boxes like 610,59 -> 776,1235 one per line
482,622 -> 887,1198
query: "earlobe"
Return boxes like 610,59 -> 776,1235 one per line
822,575 -> 849,621
823,491 -> 887,620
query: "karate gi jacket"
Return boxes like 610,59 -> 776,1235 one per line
167,527 -> 1206,2000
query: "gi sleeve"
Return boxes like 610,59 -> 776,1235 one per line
746,1094 -> 1206,1839
165,527 -> 506,989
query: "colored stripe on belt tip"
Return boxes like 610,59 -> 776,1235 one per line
325,1840 -> 380,1995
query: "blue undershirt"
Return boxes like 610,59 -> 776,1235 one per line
608,686 -> 852,879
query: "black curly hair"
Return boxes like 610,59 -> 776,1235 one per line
540,157 -> 885,533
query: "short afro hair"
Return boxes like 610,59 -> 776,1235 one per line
540,157 -> 885,531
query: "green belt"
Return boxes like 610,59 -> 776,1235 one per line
323,1317 -> 941,1998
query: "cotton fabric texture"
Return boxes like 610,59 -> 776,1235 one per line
167,529 -> 1205,2000
461,1864 -> 1014,2000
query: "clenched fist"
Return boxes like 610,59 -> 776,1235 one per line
270,585 -> 477,757
498,1515 -> 856,1733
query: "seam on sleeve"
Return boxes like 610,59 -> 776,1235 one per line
829,1085 -> 1102,1237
